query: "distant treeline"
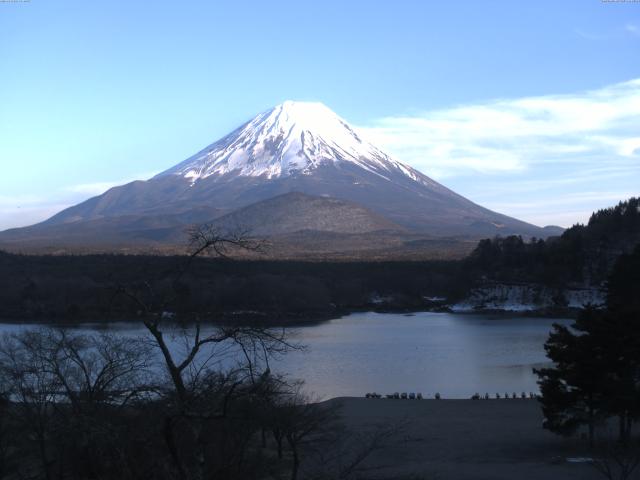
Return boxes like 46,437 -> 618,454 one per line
0,252 -> 467,323
466,197 -> 640,287
1,197 -> 639,323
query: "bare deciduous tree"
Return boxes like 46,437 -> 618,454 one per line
111,225 -> 301,480
0,328 -> 154,480
0,226 -> 342,480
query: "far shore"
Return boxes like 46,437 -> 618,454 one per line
0,305 -> 577,327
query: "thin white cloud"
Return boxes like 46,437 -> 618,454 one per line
0,194 -> 73,230
574,24 -> 640,40
356,79 -> 640,227
358,78 -> 640,179
480,192 -> 637,229
486,191 -> 637,212
574,28 -> 609,41
65,181 -> 126,196
0,204 -> 73,231
626,24 -> 640,36
65,171 -> 158,196
0,171 -> 158,230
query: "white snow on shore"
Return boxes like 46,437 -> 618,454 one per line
451,283 -> 605,312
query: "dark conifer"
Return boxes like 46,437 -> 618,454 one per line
535,246 -> 640,445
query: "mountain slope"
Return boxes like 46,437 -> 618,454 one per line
1,101 -> 558,253
209,192 -> 403,236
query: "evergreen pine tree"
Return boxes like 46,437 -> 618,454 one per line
535,245 -> 640,445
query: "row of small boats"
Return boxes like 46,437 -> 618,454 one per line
365,392 -> 431,399
471,392 -> 538,399
365,391 -> 540,400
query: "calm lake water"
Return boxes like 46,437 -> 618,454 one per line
0,312 -> 570,399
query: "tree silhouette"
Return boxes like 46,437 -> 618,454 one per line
535,245 -> 640,445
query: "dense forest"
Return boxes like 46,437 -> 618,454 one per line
466,197 -> 640,287
0,198 -> 638,323
0,252 -> 466,324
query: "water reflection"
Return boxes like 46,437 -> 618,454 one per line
0,312 -> 570,399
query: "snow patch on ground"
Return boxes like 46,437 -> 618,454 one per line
451,283 -> 605,313
370,293 -> 394,305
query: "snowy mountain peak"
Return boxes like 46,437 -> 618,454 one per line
157,101 -> 432,185
266,100 -> 345,133
10,102 -> 552,244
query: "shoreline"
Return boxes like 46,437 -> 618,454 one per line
0,305 -> 577,327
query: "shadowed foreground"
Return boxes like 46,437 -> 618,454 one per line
325,398 -> 600,480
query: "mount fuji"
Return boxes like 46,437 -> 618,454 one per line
0,101 -> 561,256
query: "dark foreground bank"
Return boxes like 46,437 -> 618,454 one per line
328,397 -> 600,480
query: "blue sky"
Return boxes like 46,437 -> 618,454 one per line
0,0 -> 639,229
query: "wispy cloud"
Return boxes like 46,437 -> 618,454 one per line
64,171 -> 157,196
626,23 -> 640,36
0,195 -> 72,231
65,181 -> 129,196
0,172 -> 157,230
574,28 -> 610,41
574,24 -> 640,41
359,78 -> 640,178
357,79 -> 640,227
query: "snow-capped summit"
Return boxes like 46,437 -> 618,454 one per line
8,100 -> 559,249
157,100 -> 429,185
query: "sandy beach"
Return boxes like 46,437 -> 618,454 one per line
328,397 -> 602,480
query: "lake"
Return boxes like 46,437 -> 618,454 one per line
0,312 -> 570,399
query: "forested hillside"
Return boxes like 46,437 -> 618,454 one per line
0,253 -> 465,323
465,197 -> 640,287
